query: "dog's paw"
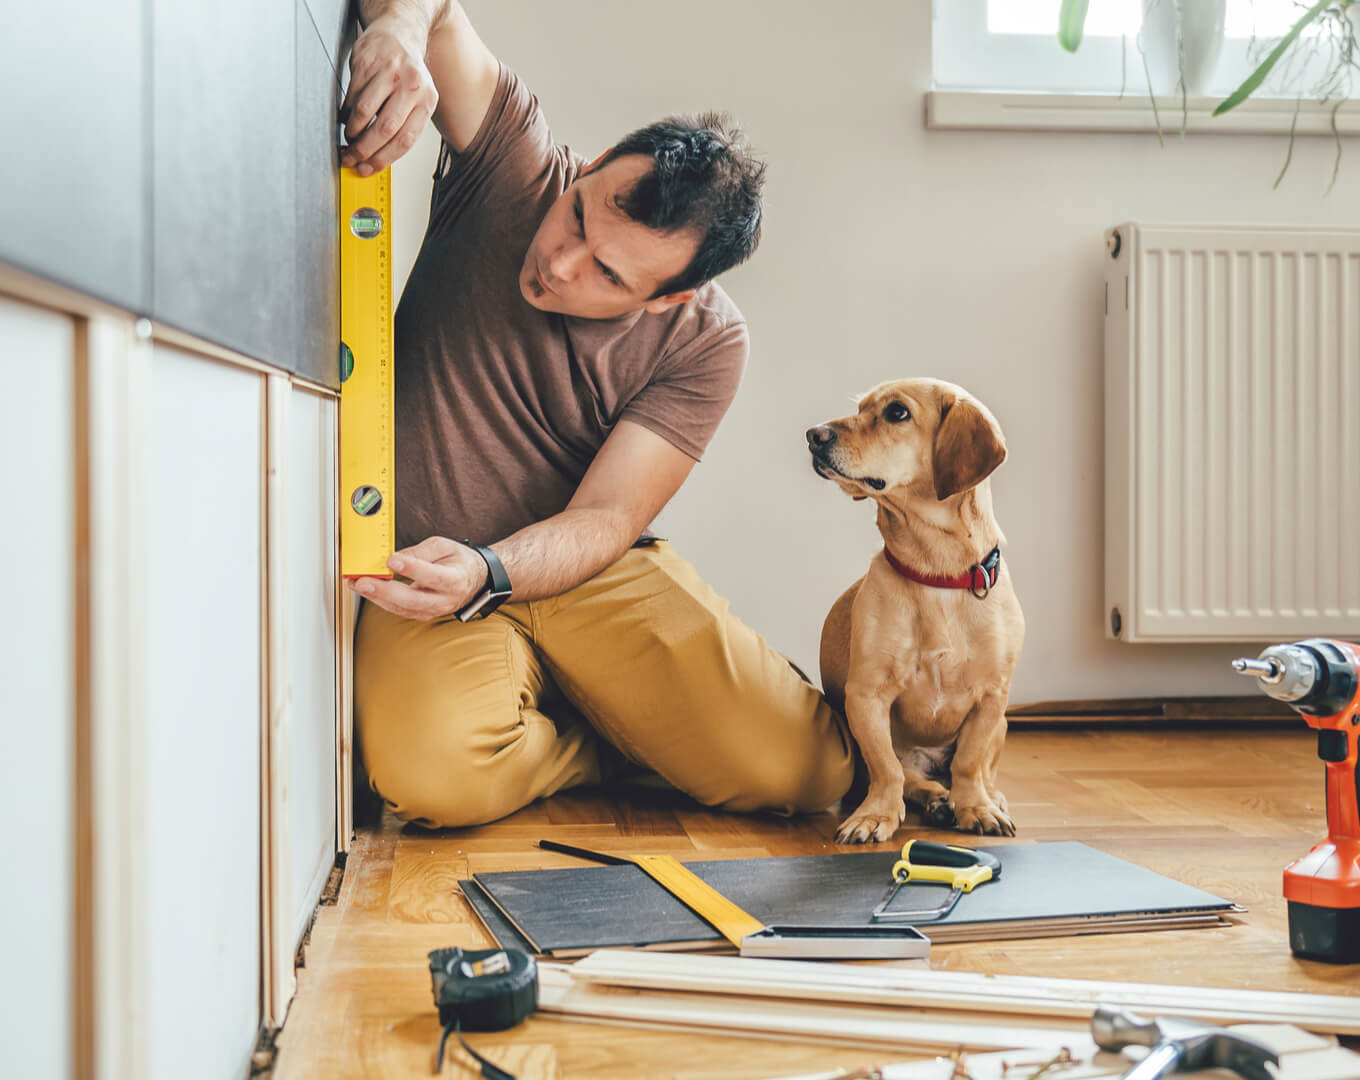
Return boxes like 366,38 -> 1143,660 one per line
835,801 -> 905,844
922,797 -> 957,829
953,802 -> 1015,836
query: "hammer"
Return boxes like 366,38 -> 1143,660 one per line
1091,1006 -> 1280,1080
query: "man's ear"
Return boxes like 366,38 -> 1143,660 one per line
932,396 -> 1006,500
643,289 -> 696,314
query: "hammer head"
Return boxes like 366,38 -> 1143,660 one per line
1091,1007 -> 1280,1080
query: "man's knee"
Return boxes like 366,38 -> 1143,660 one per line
361,721 -> 504,828
716,729 -> 855,816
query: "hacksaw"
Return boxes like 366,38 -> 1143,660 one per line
339,165 -> 396,578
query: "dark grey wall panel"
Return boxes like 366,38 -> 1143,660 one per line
153,0 -> 296,366
2,1 -> 148,311
296,0 -> 342,389
304,0 -> 353,71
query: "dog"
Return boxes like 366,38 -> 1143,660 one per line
808,378 -> 1024,844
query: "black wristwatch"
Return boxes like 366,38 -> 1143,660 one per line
454,541 -> 513,622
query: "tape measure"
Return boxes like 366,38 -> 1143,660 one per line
339,166 -> 396,579
428,947 -> 537,1078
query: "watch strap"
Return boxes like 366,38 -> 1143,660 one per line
454,541 -> 513,622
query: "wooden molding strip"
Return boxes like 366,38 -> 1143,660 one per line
569,951 -> 1360,1033
87,316 -> 151,1080
536,965 -> 1093,1054
261,374 -> 297,1027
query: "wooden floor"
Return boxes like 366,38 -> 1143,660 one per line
271,725 -> 1360,1079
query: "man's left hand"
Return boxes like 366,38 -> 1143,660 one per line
346,536 -> 488,620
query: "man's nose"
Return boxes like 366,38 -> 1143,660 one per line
806,425 -> 837,450
548,242 -> 587,283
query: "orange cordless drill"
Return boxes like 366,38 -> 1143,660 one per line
1232,639 -> 1360,963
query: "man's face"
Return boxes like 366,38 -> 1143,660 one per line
519,154 -> 701,320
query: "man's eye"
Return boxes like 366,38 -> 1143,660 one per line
884,402 -> 910,423
573,199 -> 584,230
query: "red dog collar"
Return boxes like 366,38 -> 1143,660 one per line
883,545 -> 1002,599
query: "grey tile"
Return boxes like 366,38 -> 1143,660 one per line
1,1 -> 148,311
295,0 -> 341,389
152,0 -> 295,365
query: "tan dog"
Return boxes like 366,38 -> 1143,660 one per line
808,378 -> 1024,844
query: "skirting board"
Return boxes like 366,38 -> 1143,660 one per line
536,964 -> 1094,1055
1007,696 -> 1296,725
568,951 -> 1360,1035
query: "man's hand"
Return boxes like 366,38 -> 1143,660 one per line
340,14 -> 440,175
347,536 -> 488,620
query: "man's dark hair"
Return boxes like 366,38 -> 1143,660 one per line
598,113 -> 766,297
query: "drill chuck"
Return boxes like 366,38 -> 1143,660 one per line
1231,643 -> 1322,704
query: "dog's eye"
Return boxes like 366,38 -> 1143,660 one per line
883,402 -> 911,423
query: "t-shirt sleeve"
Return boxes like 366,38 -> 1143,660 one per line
619,321 -> 748,461
426,64 -> 562,233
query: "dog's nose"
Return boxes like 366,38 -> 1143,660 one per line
806,425 -> 837,450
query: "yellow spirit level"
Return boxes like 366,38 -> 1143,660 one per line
338,166 -> 395,578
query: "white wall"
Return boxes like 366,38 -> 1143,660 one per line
0,298 -> 74,1080
391,0 -> 1360,704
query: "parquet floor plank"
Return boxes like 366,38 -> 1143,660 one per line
273,726 -> 1358,1079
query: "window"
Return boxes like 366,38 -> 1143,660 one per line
933,0 -> 1346,98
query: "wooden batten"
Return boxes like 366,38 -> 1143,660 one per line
261,374 -> 296,1027
567,951 -> 1360,1034
87,315 -> 151,1080
536,964 -> 1094,1054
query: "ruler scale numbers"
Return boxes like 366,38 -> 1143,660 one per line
339,166 -> 396,579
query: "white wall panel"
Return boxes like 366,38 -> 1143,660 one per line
289,388 -> 339,945
143,346 -> 262,1080
0,296 -> 74,1080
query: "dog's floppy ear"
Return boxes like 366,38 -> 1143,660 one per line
932,396 -> 1006,500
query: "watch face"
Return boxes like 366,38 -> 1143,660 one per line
455,590 -> 499,622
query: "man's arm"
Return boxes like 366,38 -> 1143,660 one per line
341,0 -> 499,175
350,422 -> 698,620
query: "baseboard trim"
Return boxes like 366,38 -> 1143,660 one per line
1007,696 -> 1298,726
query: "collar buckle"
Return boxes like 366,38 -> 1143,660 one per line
969,547 -> 1002,600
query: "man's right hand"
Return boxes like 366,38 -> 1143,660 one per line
342,1 -> 500,172
340,14 -> 440,175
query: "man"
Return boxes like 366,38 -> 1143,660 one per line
342,0 -> 853,828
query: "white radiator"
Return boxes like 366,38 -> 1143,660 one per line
1104,223 -> 1360,643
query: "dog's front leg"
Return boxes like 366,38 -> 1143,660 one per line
835,684 -> 906,844
949,692 -> 1015,836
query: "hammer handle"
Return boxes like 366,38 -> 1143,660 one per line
1120,1043 -> 1182,1080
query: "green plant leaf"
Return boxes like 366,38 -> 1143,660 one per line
1058,0 -> 1090,52
1213,0 -> 1334,115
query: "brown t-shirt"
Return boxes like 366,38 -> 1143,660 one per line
393,64 -> 748,550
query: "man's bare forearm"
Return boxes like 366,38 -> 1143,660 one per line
490,509 -> 640,603
356,0 -> 448,35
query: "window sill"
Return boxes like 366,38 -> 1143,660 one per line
926,91 -> 1360,136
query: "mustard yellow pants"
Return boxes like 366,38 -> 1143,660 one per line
354,540 -> 854,828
